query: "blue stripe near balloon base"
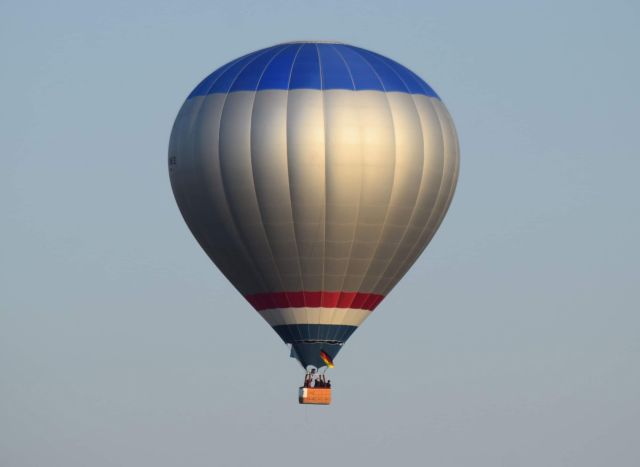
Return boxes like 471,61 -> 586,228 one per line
272,324 -> 358,344
273,324 -> 358,368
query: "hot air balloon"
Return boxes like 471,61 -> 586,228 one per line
168,41 -> 459,403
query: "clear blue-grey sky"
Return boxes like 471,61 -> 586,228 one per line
2,1 -> 639,466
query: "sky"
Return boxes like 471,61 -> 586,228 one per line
1,1 -> 639,466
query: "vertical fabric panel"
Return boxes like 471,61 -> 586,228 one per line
286,90 -> 326,294
339,91 -> 396,293
381,96 -> 459,295
369,94 -> 447,294
251,91 -> 303,292
322,90 -> 362,292
355,92 -> 424,294
170,96 -> 267,293
218,92 -> 284,293
286,88 -> 326,337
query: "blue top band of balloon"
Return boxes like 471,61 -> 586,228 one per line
187,42 -> 440,99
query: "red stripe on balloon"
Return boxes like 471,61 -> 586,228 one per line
245,291 -> 385,311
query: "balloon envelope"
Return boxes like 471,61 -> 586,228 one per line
169,42 -> 459,369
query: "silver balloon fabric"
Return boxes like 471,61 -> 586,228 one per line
169,42 -> 459,368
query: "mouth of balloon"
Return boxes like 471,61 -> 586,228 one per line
290,342 -> 343,370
